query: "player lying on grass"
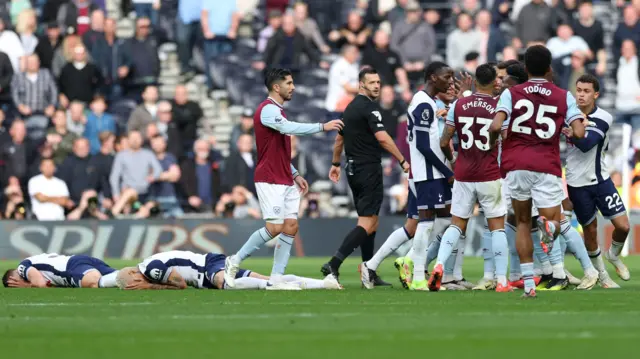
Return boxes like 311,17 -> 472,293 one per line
2,253 -> 119,288
117,250 -> 342,290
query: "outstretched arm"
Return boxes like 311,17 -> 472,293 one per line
261,104 -> 323,135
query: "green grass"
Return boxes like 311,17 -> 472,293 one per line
1,257 -> 640,359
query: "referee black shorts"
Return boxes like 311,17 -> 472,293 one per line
346,162 -> 383,217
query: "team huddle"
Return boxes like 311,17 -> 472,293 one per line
2,45 -> 630,297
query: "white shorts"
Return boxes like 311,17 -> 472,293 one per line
255,183 -> 300,224
502,181 -> 540,217
451,179 -> 506,219
505,170 -> 564,210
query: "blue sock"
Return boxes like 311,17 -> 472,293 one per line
482,226 -> 495,280
235,227 -> 274,263
521,262 -> 535,293
444,248 -> 456,280
426,234 -> 441,267
506,223 -> 521,280
435,226 -> 462,267
271,233 -> 294,278
561,219 -> 594,271
492,229 -> 508,286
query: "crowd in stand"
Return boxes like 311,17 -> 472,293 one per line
1,0 -> 640,220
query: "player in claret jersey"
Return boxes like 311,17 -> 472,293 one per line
430,64 -> 510,292
490,45 -> 586,298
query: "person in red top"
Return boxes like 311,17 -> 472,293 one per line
224,68 -> 344,290
490,45 -> 586,298
429,64 -> 511,292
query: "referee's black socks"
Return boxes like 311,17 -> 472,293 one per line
361,231 -> 376,262
328,226 -> 369,271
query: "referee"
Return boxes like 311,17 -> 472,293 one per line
321,67 -> 410,285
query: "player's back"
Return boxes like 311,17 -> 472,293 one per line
500,79 -> 580,177
253,98 -> 292,185
140,250 -> 209,288
19,253 -> 72,287
448,93 -> 500,182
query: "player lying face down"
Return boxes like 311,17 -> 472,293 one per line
2,253 -> 119,288
116,251 -> 341,290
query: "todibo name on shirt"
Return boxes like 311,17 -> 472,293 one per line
523,84 -> 553,96
462,100 -> 496,113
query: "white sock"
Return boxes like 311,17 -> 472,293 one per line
589,249 -> 607,274
98,271 -> 119,288
366,227 -> 411,270
552,263 -> 566,279
271,233 -> 294,278
411,220 -> 434,282
225,277 -> 268,290
453,236 -> 466,281
433,216 -> 452,238
609,241 -> 625,258
283,275 -> 326,289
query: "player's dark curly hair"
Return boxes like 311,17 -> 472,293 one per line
506,63 -> 528,84
2,269 -> 14,288
263,68 -> 293,91
497,59 -> 520,70
423,61 -> 450,83
576,73 -> 600,93
475,63 -> 496,86
524,45 -> 552,77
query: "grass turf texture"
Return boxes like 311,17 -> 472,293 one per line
1,257 -> 640,359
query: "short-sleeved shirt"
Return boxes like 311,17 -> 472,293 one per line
28,174 -> 69,220
340,94 -> 386,165
446,94 -> 501,182
203,1 -> 236,36
497,78 -> 583,177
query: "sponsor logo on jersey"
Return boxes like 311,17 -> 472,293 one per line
150,268 -> 163,280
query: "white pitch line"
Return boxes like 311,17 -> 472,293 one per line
5,302 -> 158,307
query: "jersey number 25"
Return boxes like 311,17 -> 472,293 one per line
511,99 -> 557,139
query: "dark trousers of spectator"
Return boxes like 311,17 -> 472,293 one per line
617,112 -> 640,130
176,20 -> 200,73
133,3 -> 158,25
204,38 -> 234,89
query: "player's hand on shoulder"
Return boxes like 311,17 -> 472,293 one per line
323,119 -> 344,132
329,166 -> 341,183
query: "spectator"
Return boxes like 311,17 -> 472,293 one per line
27,140 -> 55,180
265,0 -> 289,15
34,22 -> 63,71
118,17 -> 159,101
91,17 -> 122,101
132,0 -> 160,25
201,0 -> 240,89
616,40 -> 640,129
42,0 -> 68,25
28,158 -> 70,220
0,120 -> 31,185
176,0 -> 203,77
475,10 -> 505,64
171,84 -> 202,152
65,188 -> 109,220
223,133 -> 256,194
387,0 -> 409,26
149,134 -> 182,217
328,10 -> 372,50
502,45 -> 518,61
46,109 -> 78,164
378,85 -> 405,140
10,0 -> 31,26
115,133 -> 128,152
0,51 -> 13,112
0,18 -> 24,72
57,0 -> 98,37
11,54 -> 57,141
16,8 -> 38,56
66,101 -> 87,136
462,51 -> 480,76
156,100 -> 182,160
109,130 -> 162,213
546,24 -> 590,60
572,1 -> 606,76
84,95 -> 115,154
554,0 -> 579,25
325,45 -> 360,116
447,12 -> 482,70
257,9 -> 282,53
514,0 -> 555,48
57,137 -> 92,204
255,13 -> 326,72
2,175 -> 28,219
390,1 -> 436,84
613,5 -> 640,61
361,29 -> 412,102
452,0 -> 482,19
82,9 -> 105,53
567,52 -> 587,95
52,34 -> 93,79
58,44 -> 103,106
179,138 -> 222,213
293,2 -> 330,54
215,185 -> 261,219
492,0 -> 511,25
229,108 -> 254,153
128,85 -> 159,134
87,131 -> 115,208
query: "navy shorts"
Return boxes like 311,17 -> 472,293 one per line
67,255 -> 116,287
407,181 -> 418,220
205,253 -> 251,289
415,178 -> 452,210
567,178 -> 626,226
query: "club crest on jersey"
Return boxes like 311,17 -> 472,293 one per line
150,268 -> 163,280
438,193 -> 443,202
273,206 -> 281,215
371,111 -> 382,122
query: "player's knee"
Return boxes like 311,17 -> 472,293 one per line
614,218 -> 630,236
213,272 -> 224,289
283,221 -> 299,236
81,271 -> 101,288
266,222 -> 284,236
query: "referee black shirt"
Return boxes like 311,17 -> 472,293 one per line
340,94 -> 386,165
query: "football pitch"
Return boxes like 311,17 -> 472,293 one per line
1,257 -> 640,359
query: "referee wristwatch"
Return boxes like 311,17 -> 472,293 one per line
331,162 -> 341,167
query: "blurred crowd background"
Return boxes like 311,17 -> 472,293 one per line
0,0 -> 639,221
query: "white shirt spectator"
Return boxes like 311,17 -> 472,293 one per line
546,35 -> 590,59
0,29 -> 26,72
28,174 -> 69,220
616,55 -> 640,112
325,56 -> 359,112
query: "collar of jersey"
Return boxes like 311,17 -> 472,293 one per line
587,105 -> 599,116
267,97 -> 284,108
529,78 -> 548,83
